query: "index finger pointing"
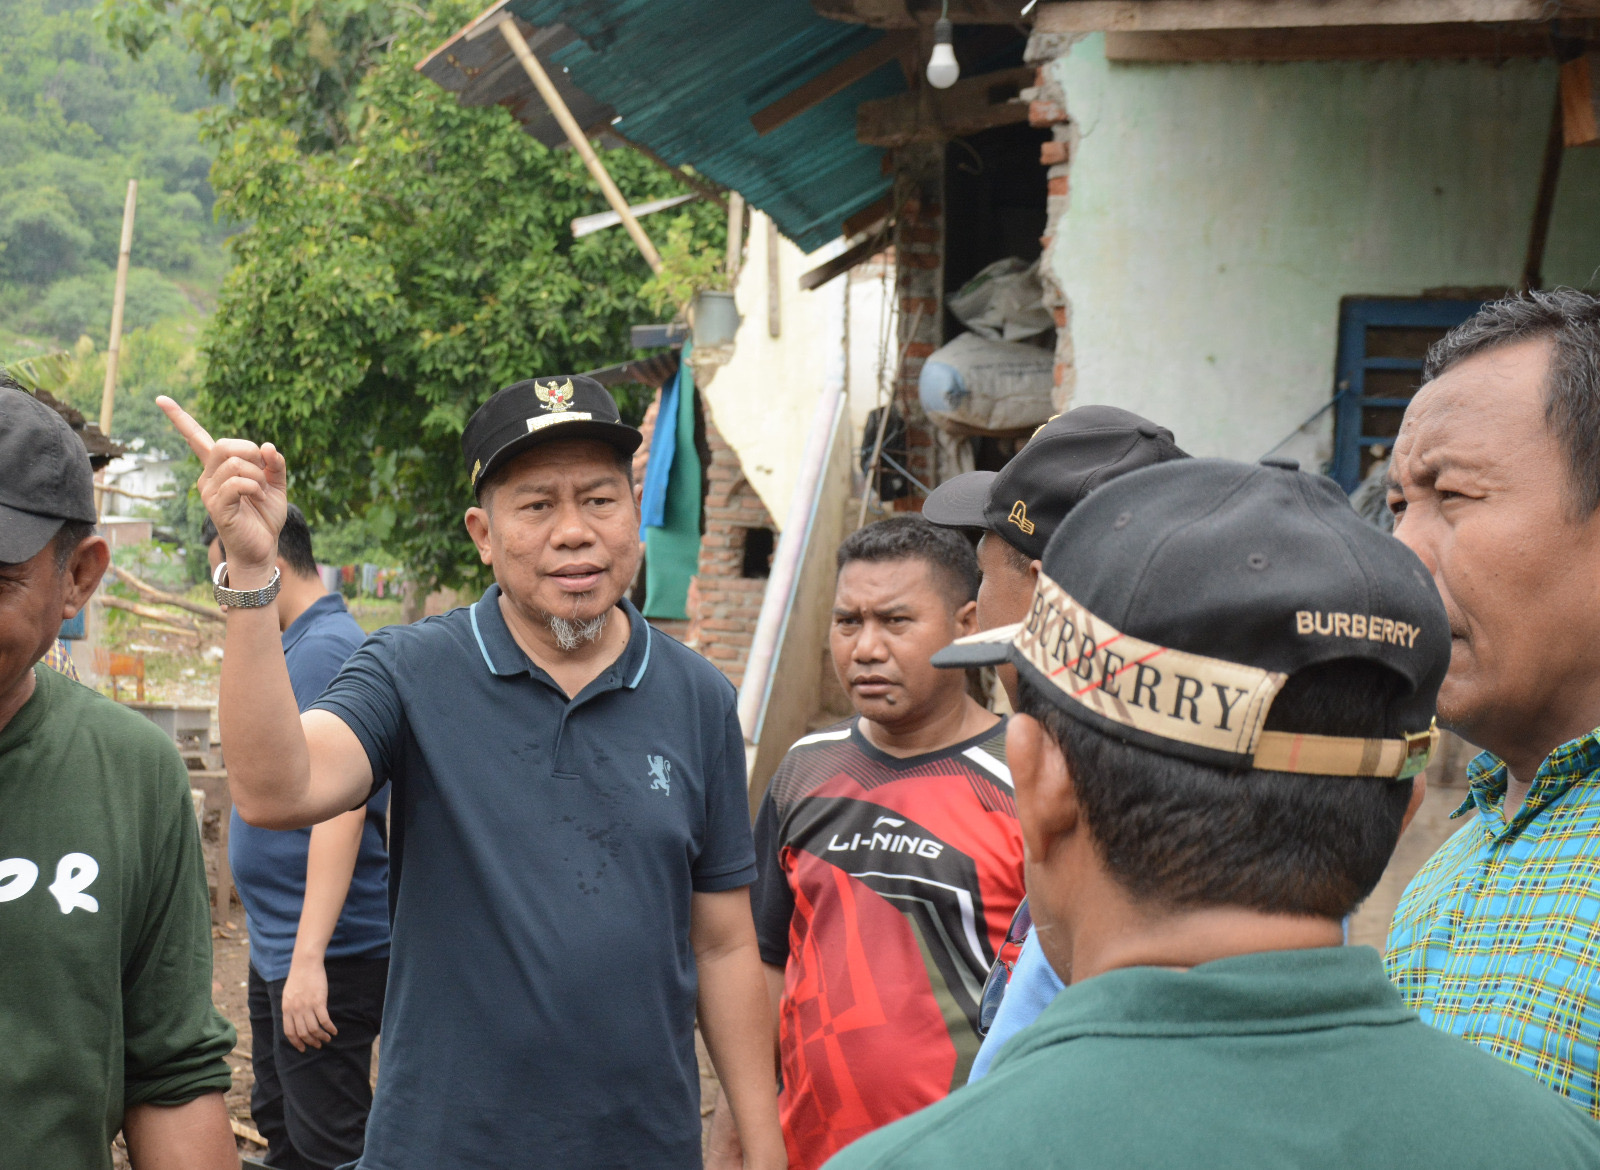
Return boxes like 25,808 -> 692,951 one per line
156,396 -> 215,460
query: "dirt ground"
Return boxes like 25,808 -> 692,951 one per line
207,921 -> 722,1162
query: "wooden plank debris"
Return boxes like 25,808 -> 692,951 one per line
111,565 -> 225,623
799,229 -> 891,291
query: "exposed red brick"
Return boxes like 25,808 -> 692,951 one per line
1040,140 -> 1068,166
1029,99 -> 1067,127
1047,176 -> 1068,196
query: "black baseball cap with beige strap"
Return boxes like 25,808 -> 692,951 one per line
934,457 -> 1448,780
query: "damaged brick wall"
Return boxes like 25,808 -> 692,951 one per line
690,415 -> 775,689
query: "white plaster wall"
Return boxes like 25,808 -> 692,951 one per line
1045,37 -> 1600,467
699,211 -> 849,526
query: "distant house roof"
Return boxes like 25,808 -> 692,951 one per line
417,0 -> 905,252
31,387 -> 127,469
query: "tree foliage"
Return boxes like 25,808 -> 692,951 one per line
0,0 -> 224,322
105,0 -> 724,591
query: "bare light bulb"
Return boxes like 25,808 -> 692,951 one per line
926,19 -> 959,89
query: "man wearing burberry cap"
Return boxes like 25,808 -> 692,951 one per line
0,378 -> 236,1167
825,458 -> 1600,1170
158,376 -> 783,1169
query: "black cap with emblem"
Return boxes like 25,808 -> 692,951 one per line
462,375 -> 643,496
934,458 -> 1450,780
922,405 -> 1187,560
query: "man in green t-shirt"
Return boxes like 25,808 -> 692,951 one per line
827,458 -> 1600,1170
0,380 -> 238,1169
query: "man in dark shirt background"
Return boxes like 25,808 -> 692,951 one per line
205,506 -> 389,1170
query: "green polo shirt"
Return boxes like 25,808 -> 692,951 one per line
0,665 -> 235,1169
824,946 -> 1600,1169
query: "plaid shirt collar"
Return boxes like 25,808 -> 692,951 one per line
1454,725 -> 1600,837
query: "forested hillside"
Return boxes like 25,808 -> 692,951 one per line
0,0 -> 223,452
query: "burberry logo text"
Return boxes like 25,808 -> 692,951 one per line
1295,611 -> 1420,648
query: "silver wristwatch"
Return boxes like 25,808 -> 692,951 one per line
212,561 -> 283,609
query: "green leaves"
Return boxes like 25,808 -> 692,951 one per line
141,0 -> 726,591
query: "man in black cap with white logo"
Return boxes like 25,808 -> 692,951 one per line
159,377 -> 783,1169
0,378 -> 237,1167
923,404 -> 1187,1079
824,457 -> 1600,1170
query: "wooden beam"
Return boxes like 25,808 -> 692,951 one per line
857,66 -> 1032,148
842,192 -> 894,239
812,0 -> 1025,28
1103,23 -> 1583,62
1561,54 -> 1600,145
1037,0 -> 1600,33
752,33 -> 910,136
799,226 -> 891,291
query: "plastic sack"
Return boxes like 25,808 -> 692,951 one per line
947,258 -> 1053,343
918,332 -> 1055,437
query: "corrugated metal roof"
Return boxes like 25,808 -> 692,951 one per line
499,0 -> 904,251
417,10 -> 620,151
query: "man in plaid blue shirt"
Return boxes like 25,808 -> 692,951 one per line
1386,289 -> 1600,1116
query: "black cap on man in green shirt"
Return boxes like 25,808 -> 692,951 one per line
826,458 -> 1600,1169
0,376 -> 237,1167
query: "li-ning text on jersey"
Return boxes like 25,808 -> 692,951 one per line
752,719 -> 1024,1170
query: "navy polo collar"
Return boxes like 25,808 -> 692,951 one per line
468,584 -> 654,690
282,591 -> 352,654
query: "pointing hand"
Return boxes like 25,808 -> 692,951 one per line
158,396 -> 287,586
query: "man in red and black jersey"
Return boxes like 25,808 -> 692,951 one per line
709,516 -> 1024,1170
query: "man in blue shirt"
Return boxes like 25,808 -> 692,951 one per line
204,505 -> 389,1170
923,405 -> 1187,1079
160,376 -> 783,1170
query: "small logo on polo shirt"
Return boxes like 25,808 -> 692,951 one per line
1008,500 -> 1035,535
647,754 -> 671,794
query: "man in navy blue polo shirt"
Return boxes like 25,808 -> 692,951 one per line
159,377 -> 783,1170
203,505 -> 389,1170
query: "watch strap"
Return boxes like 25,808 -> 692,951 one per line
212,562 -> 283,609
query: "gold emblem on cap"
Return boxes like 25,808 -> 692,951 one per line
1008,500 -> 1036,535
472,458 -> 482,484
535,378 -> 576,413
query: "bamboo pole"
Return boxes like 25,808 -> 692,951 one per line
99,180 -> 137,437
94,179 -> 137,519
498,19 -> 662,274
